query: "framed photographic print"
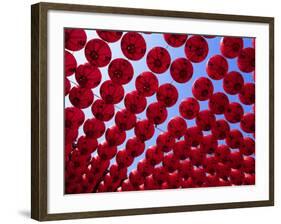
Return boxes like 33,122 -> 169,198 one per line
31,2 -> 274,221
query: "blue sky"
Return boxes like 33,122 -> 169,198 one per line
66,30 -> 254,174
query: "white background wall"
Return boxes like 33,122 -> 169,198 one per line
0,0 -> 279,223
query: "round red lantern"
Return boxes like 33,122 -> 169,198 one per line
100,80 -> 124,104
115,109 -> 136,131
163,33 -> 188,47
179,97 -> 200,119
84,38 -> 112,67
105,125 -> 126,146
134,119 -> 155,141
96,30 -> 122,43
83,118 -> 105,138
167,116 -> 187,139
206,54 -> 229,80
124,90 -> 147,114
108,58 -> 134,85
146,102 -> 168,125
223,71 -> 244,95
156,83 -> 178,107
195,110 -> 216,131
220,37 -> 243,58
69,86 -> 94,109
64,50 -> 77,76
170,57 -> 193,83
91,99 -> 115,122
238,83 -> 255,105
121,32 -> 146,60
237,47 -> 255,73
146,47 -> 171,74
224,102 -> 244,123
184,35 -> 209,63
192,77 -> 214,101
65,28 -> 87,51
135,71 -> 159,97
75,63 -> 102,89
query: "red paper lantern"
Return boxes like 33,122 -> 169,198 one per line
75,63 -> 102,89
199,134 -> 218,154
184,35 -> 209,63
226,129 -> 244,149
91,99 -> 115,122
83,118 -> 105,138
77,135 -> 98,156
224,102 -> 244,123
223,71 -> 244,95
126,137 -> 145,157
134,119 -> 155,141
229,151 -> 243,169
238,83 -> 255,105
124,90 -> 147,114
146,47 -> 171,74
239,137 -> 255,156
220,37 -> 243,58
109,164 -> 128,180
163,33 -> 188,47
172,141 -> 190,161
184,126 -> 203,147
137,159 -> 154,177
153,167 -> 168,186
65,28 -> 87,51
202,156 -> 218,174
100,80 -> 124,104
215,162 -> 231,180
167,116 -> 187,139
163,153 -> 179,173
214,145 -> 230,163
97,142 -> 117,160
242,156 -> 255,174
240,113 -> 255,133
167,171 -> 182,188
84,38 -> 112,67
135,71 -> 159,97
179,97 -> 200,119
105,125 -> 126,146
170,57 -> 193,83
178,160 -> 193,179
156,132 -> 176,153
145,146 -> 164,166
64,50 -> 77,76
156,83 -> 178,107
146,102 -> 168,125
237,47 -> 255,73
206,54 -> 229,80
116,149 -> 134,168
69,86 -> 94,109
108,58 -> 134,85
121,32 -> 146,60
65,107 -> 85,129
208,92 -> 229,114
230,168 -> 245,185
192,77 -> 214,101
115,109 -> 136,131
65,78 -> 71,96
191,167 -> 206,186
96,30 -> 122,42
129,170 -> 145,187
211,119 -> 230,140
195,110 -> 216,131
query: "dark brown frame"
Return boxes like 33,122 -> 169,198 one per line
31,2 -> 274,221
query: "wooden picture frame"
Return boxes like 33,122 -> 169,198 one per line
31,2 -> 274,221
